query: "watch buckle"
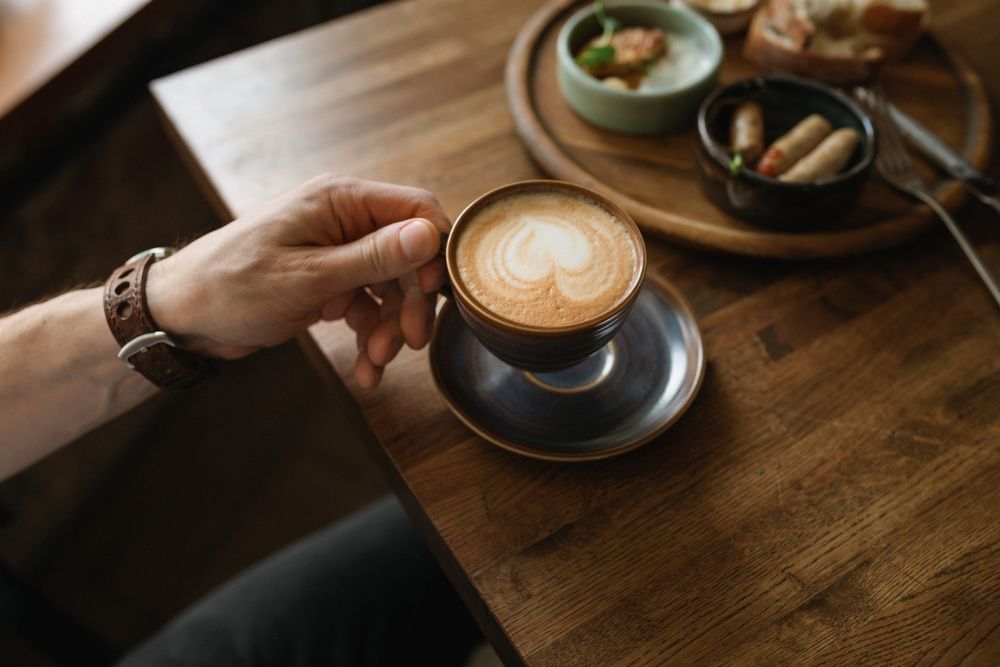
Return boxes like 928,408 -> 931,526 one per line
118,331 -> 176,369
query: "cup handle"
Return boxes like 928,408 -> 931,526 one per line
436,232 -> 453,300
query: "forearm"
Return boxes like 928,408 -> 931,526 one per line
0,287 -> 158,480
0,177 -> 448,479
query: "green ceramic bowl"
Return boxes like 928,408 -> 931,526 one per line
557,0 -> 723,135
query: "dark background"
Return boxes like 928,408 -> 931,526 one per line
0,1 -> 392,663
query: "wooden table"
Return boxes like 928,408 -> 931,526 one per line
151,0 -> 1000,663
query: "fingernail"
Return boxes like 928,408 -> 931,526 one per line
399,219 -> 437,263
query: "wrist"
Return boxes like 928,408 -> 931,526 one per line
144,249 -> 249,360
53,287 -> 124,360
104,249 -> 218,388
145,255 -> 207,349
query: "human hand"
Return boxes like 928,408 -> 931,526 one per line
146,175 -> 449,389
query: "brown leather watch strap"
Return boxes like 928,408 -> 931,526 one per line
104,249 -> 216,389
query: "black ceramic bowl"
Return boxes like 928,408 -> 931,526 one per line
695,74 -> 876,230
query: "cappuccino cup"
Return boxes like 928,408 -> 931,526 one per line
444,180 -> 646,372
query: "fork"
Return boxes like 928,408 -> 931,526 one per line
862,86 -> 1000,308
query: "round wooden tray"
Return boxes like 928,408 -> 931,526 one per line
505,0 -> 993,259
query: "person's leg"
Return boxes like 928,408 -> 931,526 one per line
118,495 -> 481,667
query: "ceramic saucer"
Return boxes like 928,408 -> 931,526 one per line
429,275 -> 705,461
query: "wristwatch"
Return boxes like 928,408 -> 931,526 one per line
103,247 -> 216,389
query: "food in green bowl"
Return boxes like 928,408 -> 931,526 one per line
558,0 -> 723,134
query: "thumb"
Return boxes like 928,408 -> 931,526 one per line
318,218 -> 441,293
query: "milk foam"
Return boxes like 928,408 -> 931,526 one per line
455,191 -> 638,327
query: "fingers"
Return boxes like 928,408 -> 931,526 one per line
344,283 -> 407,387
337,257 -> 442,391
323,176 -> 452,238
308,218 -> 440,297
343,290 -> 380,350
368,320 -> 405,369
366,283 -> 405,367
297,176 -> 452,389
397,268 -> 436,349
340,286 -> 386,390
360,180 -> 451,234
293,175 -> 450,244
320,290 -> 358,321
400,293 -> 437,350
354,349 -> 383,390
416,256 -> 447,294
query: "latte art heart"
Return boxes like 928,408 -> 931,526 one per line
491,218 -> 593,295
455,191 -> 638,327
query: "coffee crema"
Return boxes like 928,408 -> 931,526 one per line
454,190 -> 639,328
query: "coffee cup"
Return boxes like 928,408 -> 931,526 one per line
443,180 -> 646,372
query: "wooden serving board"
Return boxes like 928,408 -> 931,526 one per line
506,0 -> 993,259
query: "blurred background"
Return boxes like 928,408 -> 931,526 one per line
0,1 -> 399,664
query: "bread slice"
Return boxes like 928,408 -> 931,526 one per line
743,0 -> 928,83
743,7 -> 881,83
859,0 -> 928,53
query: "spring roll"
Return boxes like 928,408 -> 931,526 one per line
779,128 -> 860,183
730,101 -> 764,165
756,114 -> 833,177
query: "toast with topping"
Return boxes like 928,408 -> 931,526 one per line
744,0 -> 929,83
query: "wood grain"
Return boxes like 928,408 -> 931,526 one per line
152,0 -> 1000,663
506,0 -> 992,258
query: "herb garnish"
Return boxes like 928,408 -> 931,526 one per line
577,45 -> 616,68
575,1 -> 621,69
729,150 -> 744,176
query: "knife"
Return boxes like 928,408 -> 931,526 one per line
885,98 -> 1000,215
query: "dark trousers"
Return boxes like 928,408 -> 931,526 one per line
118,496 -> 481,666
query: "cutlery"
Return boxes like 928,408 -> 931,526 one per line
865,86 -> 1000,308
855,87 -> 1000,216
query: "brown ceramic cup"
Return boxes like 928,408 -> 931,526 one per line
443,180 -> 647,372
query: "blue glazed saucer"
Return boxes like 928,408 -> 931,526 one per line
429,275 -> 705,461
